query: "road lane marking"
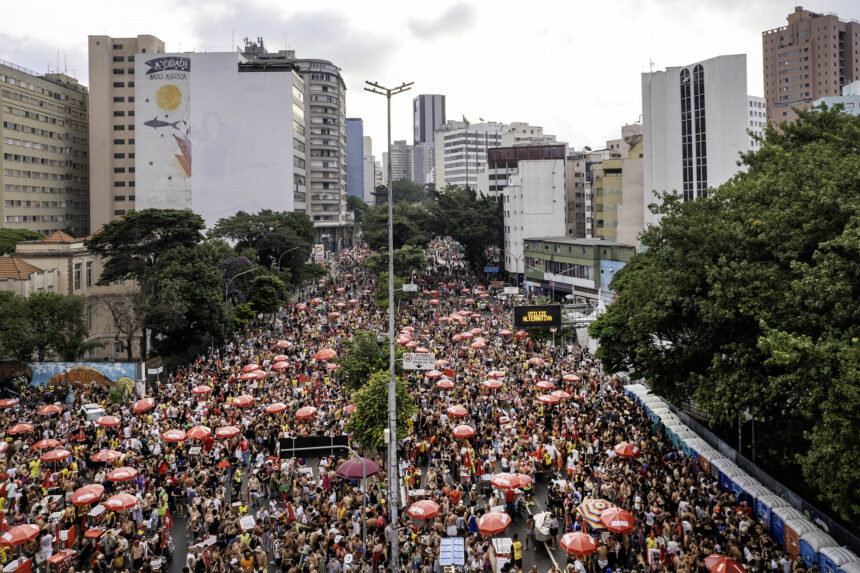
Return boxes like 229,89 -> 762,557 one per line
545,542 -> 559,568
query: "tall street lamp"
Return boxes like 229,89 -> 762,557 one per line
364,79 -> 412,570
224,268 -> 255,341
276,246 -> 302,269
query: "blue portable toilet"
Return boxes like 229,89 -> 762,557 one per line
737,484 -> 770,514
710,458 -> 745,492
684,437 -> 708,458
799,530 -> 837,568
755,494 -> 788,529
650,406 -> 671,423
819,547 -> 857,573
837,558 -> 860,573
771,507 -> 805,548
731,476 -> 762,504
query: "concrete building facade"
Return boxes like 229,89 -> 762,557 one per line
362,136 -> 376,205
813,79 -> 860,114
345,118 -> 364,199
88,35 -> 165,231
413,94 -> 445,186
434,121 -> 509,189
594,132 -> 644,245
642,54 -> 757,227
382,140 -> 413,185
763,6 -> 860,124
1,61 -> 90,236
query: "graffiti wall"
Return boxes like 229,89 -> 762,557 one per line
27,362 -> 142,388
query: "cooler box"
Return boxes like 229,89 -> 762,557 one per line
490,537 -> 512,573
785,518 -> 818,558
3,558 -> 30,573
838,559 -> 860,573
86,505 -> 105,528
771,506 -> 805,547
46,550 -> 76,573
819,547 -> 856,573
799,530 -> 837,568
755,494 -> 788,529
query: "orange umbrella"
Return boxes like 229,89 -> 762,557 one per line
96,415 -> 121,427
40,449 -> 72,462
104,493 -> 139,511
37,405 -> 62,416
537,394 -> 560,405
232,395 -> 254,408
314,348 -> 337,361
264,403 -> 287,414
161,429 -> 187,442
30,438 -> 61,451
70,484 -> 104,506
477,512 -> 511,534
105,466 -> 138,482
452,425 -> 475,438
7,423 -> 34,435
187,426 -> 211,440
215,426 -> 240,439
705,555 -> 747,573
132,398 -> 156,413
191,385 -> 213,395
560,532 -> 597,555
295,406 -> 317,419
91,449 -> 122,463
446,406 -> 468,417
242,364 -> 260,373
613,442 -> 641,458
407,500 -> 441,520
0,399 -> 19,409
436,379 -> 454,390
0,524 -> 39,546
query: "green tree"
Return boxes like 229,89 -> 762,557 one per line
589,106 -> 860,523
361,202 -> 431,251
347,195 -> 367,224
246,275 -> 288,314
340,331 -> 385,391
25,292 -> 92,361
85,209 -> 206,286
374,272 -> 406,311
0,292 -> 34,360
431,186 -> 502,280
0,229 -> 42,255
362,245 -> 427,277
346,370 -> 416,448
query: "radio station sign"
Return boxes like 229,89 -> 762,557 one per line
513,305 -> 561,329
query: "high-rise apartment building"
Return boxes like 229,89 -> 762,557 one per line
88,35 -> 165,231
594,125 -> 644,245
345,118 -> 364,199
763,6 -> 860,124
382,140 -> 413,185
362,136 -> 376,205
413,94 -> 445,145
1,61 -> 90,236
642,54 -> 758,227
500,122 -> 556,147
434,121 -> 509,189
241,40 -> 351,252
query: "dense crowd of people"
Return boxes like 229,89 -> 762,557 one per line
0,240 -> 804,573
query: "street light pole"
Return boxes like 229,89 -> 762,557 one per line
276,246 -> 302,270
364,79 -> 413,570
224,268 -> 254,341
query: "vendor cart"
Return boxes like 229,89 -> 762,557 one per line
533,511 -> 554,544
489,538 -> 512,573
46,550 -> 76,573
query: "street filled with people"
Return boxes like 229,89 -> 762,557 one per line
0,240 -> 803,573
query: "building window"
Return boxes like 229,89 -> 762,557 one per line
693,64 -> 708,199
680,68 -> 693,201
86,261 -> 92,287
74,262 -> 81,290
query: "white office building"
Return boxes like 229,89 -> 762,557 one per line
502,158 -> 567,275
812,80 -> 860,115
362,136 -> 376,205
642,54 -> 759,226
434,121 -> 509,189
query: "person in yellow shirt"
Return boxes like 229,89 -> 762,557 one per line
511,534 -> 523,569
28,459 -> 40,479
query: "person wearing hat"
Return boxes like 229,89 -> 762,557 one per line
92,553 -> 109,573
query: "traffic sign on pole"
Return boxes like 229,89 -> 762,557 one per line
402,353 -> 435,370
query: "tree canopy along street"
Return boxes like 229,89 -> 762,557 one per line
590,107 -> 860,526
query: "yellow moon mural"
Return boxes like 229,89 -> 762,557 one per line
155,84 -> 182,111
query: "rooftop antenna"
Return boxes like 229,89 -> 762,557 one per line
64,53 -> 67,75
649,59 -> 655,73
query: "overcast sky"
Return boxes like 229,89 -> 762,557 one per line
4,0 -> 860,155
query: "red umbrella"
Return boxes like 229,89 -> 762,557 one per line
613,442 -> 641,458
106,466 -> 138,482
491,473 -> 532,490
314,348 -> 337,361
242,364 -> 260,373
326,363 -> 341,371
446,406 -> 468,417
328,312 -> 341,319
91,449 -> 122,463
405,341 -> 419,349
538,394 -> 560,405
273,354 -> 290,362
434,359 -> 449,367
295,406 -> 317,419
705,555 -> 747,573
30,438 -> 61,451
499,329 -> 513,336
428,299 -> 440,306
336,287 -> 346,293
563,374 -> 581,382
162,429 -> 187,442
344,403 -> 357,415
40,449 -> 71,462
528,357 -> 545,366
425,370 -> 443,379
0,399 -> 19,409
436,379 -> 454,390
132,398 -> 156,413
407,500 -> 441,520
215,426 -> 240,439
335,457 -> 380,479
470,341 -> 486,349
217,460 -> 230,469
0,524 -> 39,546
515,330 -> 529,339
37,404 -> 62,416
599,507 -> 635,533
238,372 -> 256,381
452,425 -> 475,438
483,379 -> 503,390
70,484 -> 104,506
295,303 -> 307,310
536,380 -> 555,390
276,340 -> 291,348
561,532 -> 597,555
6,423 -> 33,435
551,390 -> 572,400
477,512 -> 511,534
264,403 -> 287,414
488,370 -> 506,379
104,493 -> 139,511
96,415 -> 121,427
272,361 -> 290,371
0,442 -> 7,454
232,395 -> 254,408
192,385 -> 213,395
187,426 -> 211,440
